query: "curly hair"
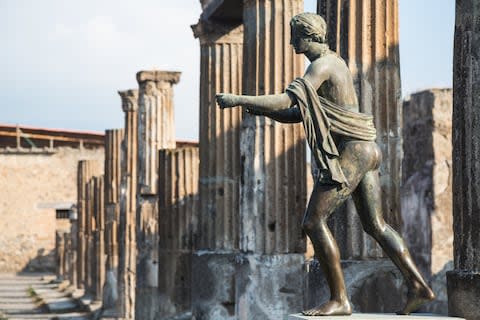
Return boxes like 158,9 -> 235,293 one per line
290,13 -> 327,43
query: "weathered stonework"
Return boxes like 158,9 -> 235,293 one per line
157,147 -> 199,318
117,89 -> 138,319
93,175 -> 105,302
447,2 -> 480,319
77,160 -> 103,289
239,1 -> 307,318
401,89 -> 453,278
136,70 -> 181,318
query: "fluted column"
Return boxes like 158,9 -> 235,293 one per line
105,129 -> 124,272
190,19 -> 243,319
77,160 -> 102,289
447,2 -> 480,318
136,71 -> 181,294
56,232 -> 65,279
117,90 -> 138,319
241,0 -> 306,256
237,1 -> 307,318
317,0 -> 402,258
192,21 -> 243,251
137,70 -> 180,195
157,147 -> 199,317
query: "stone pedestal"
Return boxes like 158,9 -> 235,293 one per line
157,147 -> 199,318
191,13 -> 244,320
447,2 -> 480,319
306,260 -> 406,313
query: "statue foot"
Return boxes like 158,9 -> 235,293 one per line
302,299 -> 352,316
397,283 -> 435,315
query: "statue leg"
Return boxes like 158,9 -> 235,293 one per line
352,170 -> 435,314
302,142 -> 375,316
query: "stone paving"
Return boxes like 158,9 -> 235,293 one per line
0,273 -> 88,320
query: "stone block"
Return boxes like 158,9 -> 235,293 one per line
191,252 -> 237,320
306,259 -> 407,313
236,254 -> 305,320
446,271 -> 480,320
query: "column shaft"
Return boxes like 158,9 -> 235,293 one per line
241,0 -> 307,255
317,0 -> 402,258
77,160 -> 102,289
193,21 -> 243,251
118,89 -> 138,319
447,2 -> 480,318
105,129 -> 124,271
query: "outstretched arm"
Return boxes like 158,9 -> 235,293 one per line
216,92 -> 295,113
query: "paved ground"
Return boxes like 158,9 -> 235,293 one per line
0,273 -> 88,320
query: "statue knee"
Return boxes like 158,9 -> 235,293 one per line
362,221 -> 384,239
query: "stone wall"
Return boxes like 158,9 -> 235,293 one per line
0,147 -> 104,272
401,88 -> 453,277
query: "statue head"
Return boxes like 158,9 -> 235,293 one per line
290,13 -> 327,53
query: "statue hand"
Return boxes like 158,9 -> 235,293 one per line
216,93 -> 240,109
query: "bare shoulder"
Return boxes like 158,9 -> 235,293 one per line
304,54 -> 339,88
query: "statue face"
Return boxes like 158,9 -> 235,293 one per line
290,25 -> 310,54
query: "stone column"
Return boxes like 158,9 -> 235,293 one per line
191,20 -> 244,319
135,70 -> 180,318
316,0 -> 402,258
102,129 -> 124,313
105,129 -> 124,273
69,208 -> 78,288
63,232 -> 71,284
77,160 -> 102,290
447,2 -> 480,318
93,175 -> 106,302
118,89 -> 138,319
157,147 -> 199,318
401,89 -> 453,278
239,0 -> 307,318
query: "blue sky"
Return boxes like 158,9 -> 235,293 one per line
1,0 -> 454,140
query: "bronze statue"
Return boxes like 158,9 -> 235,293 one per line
216,12 -> 434,316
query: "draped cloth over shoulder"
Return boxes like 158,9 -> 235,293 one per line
286,77 -> 377,185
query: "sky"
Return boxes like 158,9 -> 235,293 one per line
0,0 -> 454,141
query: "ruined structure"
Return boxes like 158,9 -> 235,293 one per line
447,1 -> 480,318
0,125 -> 104,273
135,70 -> 181,318
402,89 -> 453,278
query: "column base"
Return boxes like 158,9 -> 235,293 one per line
447,270 -> 480,320
236,253 -> 305,320
306,259 -> 407,313
135,287 -> 160,319
191,251 -> 237,320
